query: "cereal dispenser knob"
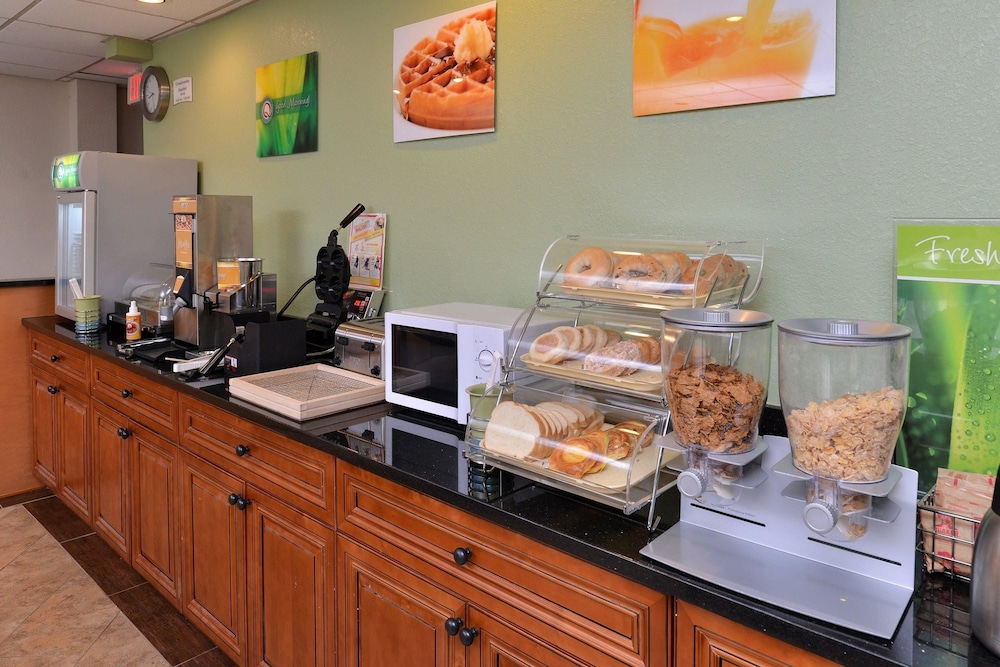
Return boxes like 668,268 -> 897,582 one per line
827,320 -> 859,336
677,468 -> 708,498
803,500 -> 838,535
702,310 -> 730,323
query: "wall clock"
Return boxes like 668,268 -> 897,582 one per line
140,65 -> 170,122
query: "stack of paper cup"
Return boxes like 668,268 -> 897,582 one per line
74,295 -> 101,334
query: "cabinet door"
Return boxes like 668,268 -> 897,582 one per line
92,402 -> 131,559
338,537 -> 464,667
133,428 -> 180,605
179,451 -> 246,664
675,601 -> 839,667
466,607 -> 587,667
246,487 -> 336,667
57,382 -> 91,523
30,370 -> 58,489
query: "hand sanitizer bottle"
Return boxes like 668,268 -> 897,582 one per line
125,300 -> 142,341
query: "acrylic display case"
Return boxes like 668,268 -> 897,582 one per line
470,380 -> 676,514
535,236 -> 764,311
468,235 -> 765,519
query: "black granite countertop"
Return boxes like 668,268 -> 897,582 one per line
23,315 -> 1000,667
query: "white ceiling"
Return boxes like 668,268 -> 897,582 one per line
0,0 -> 258,83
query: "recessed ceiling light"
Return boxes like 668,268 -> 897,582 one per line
137,0 -> 165,4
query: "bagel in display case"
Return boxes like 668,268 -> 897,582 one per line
509,303 -> 666,402
536,236 -> 764,309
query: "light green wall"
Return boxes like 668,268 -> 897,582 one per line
144,0 -> 1000,333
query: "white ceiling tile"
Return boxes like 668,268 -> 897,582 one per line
84,0 -> 245,22
0,0 -> 255,81
22,0 -> 184,40
0,60 -> 67,79
0,20 -> 106,57
0,40 -> 98,69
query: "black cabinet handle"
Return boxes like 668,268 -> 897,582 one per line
235,444 -> 251,457
453,547 -> 472,565
228,493 -> 251,510
47,385 -> 58,395
50,354 -> 59,363
458,627 -> 478,646
121,389 -> 133,399
117,427 -> 131,439
444,617 -> 463,636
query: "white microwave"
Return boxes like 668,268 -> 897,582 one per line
384,302 -> 540,424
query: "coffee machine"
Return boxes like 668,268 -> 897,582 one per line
171,195 -> 276,350
642,315 -> 917,641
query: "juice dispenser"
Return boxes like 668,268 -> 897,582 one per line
660,308 -> 773,505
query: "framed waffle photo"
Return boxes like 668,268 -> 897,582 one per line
393,2 -> 496,143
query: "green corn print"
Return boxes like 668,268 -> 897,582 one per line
948,284 -> 1000,473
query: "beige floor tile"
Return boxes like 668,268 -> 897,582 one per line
0,569 -> 118,660
0,506 -> 168,666
76,612 -> 169,667
0,508 -> 49,570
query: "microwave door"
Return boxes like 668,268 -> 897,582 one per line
55,191 -> 96,320
387,322 -> 461,422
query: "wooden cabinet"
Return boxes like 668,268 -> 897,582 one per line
337,459 -> 668,667
673,601 -> 841,667
92,399 -> 182,604
339,536 -> 464,667
90,357 -> 182,605
29,332 -> 91,522
178,396 -> 336,667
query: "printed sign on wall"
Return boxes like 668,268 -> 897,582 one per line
256,52 -> 318,157
633,0 -> 836,116
896,220 -> 1000,491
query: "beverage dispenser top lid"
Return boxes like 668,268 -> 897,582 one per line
777,318 -> 910,344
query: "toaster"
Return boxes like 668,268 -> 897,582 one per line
334,318 -> 385,378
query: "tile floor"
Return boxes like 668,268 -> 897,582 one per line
0,488 -> 235,666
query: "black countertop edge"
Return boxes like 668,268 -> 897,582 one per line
21,315 -> 977,667
2,279 -> 54,288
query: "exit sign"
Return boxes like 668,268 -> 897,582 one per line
127,72 -> 143,105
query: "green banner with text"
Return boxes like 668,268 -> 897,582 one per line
896,221 -> 1000,491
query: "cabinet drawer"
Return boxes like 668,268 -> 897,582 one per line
30,332 -> 88,389
337,460 -> 667,667
91,357 -> 178,439
178,395 -> 335,523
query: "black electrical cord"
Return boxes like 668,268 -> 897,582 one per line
276,275 -> 316,318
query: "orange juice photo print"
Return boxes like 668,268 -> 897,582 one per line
633,0 -> 836,116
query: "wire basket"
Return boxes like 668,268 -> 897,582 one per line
917,488 -> 981,581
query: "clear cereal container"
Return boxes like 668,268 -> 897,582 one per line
661,308 -> 773,454
777,318 -> 911,483
536,236 -> 764,310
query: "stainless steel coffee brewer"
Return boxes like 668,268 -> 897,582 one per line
171,195 -> 276,350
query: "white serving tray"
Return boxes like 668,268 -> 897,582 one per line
227,363 -> 385,421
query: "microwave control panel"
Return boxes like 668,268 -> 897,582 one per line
459,323 -> 507,381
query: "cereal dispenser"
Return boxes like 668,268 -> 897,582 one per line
641,316 -> 918,640
774,318 -> 911,541
659,308 -> 773,506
